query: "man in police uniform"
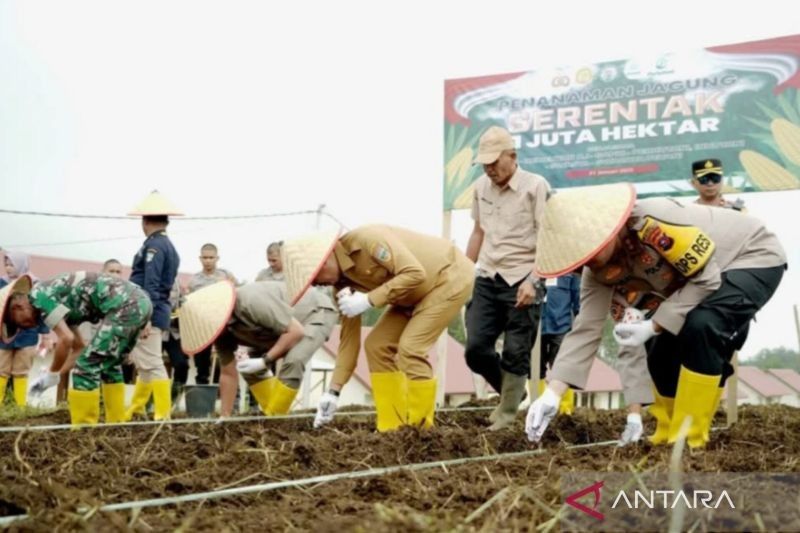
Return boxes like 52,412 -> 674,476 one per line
465,125 -> 550,430
3,273 -> 152,425
124,190 -> 181,421
525,183 -> 786,448
691,159 -> 746,211
179,280 -> 338,417
281,226 -> 474,432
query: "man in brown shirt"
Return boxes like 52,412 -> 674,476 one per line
281,225 -> 474,432
526,183 -> 786,448
465,125 -> 550,430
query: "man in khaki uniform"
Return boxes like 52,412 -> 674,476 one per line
465,125 -> 551,430
180,281 -> 337,417
187,243 -> 236,385
526,183 -> 786,448
255,242 -> 285,281
281,225 -> 474,432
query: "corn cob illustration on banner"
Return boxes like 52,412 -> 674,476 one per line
739,150 -> 800,191
771,119 -> 800,166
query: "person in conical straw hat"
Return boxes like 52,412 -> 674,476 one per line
179,279 -> 338,417
124,190 -> 182,421
282,225 -> 475,432
2,272 -> 153,425
525,183 -> 786,449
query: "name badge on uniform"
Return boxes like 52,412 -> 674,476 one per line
545,277 -> 558,287
636,217 -> 715,277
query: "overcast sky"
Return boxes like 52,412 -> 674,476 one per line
0,1 -> 798,359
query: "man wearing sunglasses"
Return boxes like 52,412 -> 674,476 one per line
691,159 -> 746,212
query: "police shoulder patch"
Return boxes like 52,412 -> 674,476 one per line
371,243 -> 391,263
146,248 -> 159,263
636,216 -> 715,277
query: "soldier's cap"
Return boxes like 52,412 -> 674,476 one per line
0,275 -> 33,344
534,183 -> 636,278
692,159 -> 723,179
128,190 -> 184,216
179,281 -> 236,356
281,230 -> 341,306
473,126 -> 516,165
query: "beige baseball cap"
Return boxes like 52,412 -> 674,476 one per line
473,126 -> 515,165
534,183 -> 636,277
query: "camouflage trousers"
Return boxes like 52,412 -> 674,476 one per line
73,288 -> 152,391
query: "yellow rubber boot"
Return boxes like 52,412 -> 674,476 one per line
668,367 -> 721,449
558,388 -> 575,415
151,379 -> 172,421
68,388 -> 101,426
537,379 -> 547,396
265,378 -> 298,415
0,376 -> 8,404
101,383 -> 126,423
248,377 -> 275,415
704,387 -> 724,443
408,378 -> 437,429
371,371 -> 408,432
647,388 -> 675,445
12,377 -> 28,407
124,379 -> 153,421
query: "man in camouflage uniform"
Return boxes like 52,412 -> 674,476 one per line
5,272 -> 152,425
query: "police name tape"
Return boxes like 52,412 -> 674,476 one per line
0,406 -> 496,433
0,439 -> 621,525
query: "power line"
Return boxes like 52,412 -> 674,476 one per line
0,208 -> 321,221
2,206 -> 349,248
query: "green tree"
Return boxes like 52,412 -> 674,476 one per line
743,346 -> 800,371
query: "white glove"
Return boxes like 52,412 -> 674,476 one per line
314,391 -> 339,428
525,387 -> 561,442
236,357 -> 268,374
337,291 -> 373,318
613,319 -> 659,347
29,370 -> 61,397
618,413 -> 643,446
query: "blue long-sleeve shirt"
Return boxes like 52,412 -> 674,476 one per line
541,275 -> 581,335
130,230 -> 179,329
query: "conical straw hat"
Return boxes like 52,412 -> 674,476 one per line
179,280 -> 236,355
534,183 -> 636,277
128,190 -> 184,216
281,230 -> 340,306
0,275 -> 33,344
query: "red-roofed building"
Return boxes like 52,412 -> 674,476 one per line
21,254 -> 192,286
767,368 -> 800,398
737,366 -> 799,406
574,358 -> 624,410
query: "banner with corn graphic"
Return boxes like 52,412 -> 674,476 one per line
444,34 -> 800,210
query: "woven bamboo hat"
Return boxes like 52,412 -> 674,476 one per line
179,280 -> 236,356
281,230 -> 340,306
534,183 -> 636,277
0,275 -> 33,344
128,190 -> 184,216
